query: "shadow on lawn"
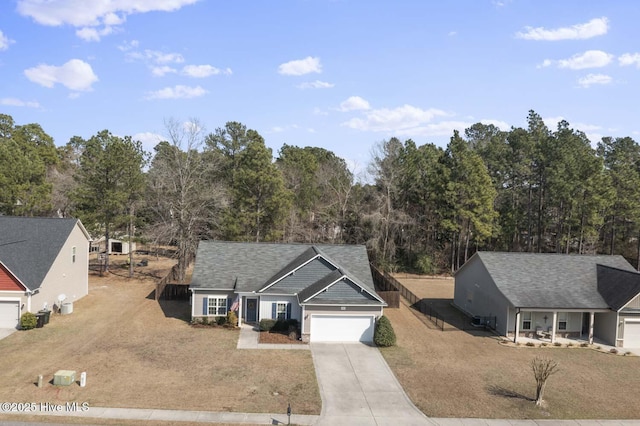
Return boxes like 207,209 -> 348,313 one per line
147,289 -> 192,322
487,385 -> 534,401
410,297 -> 497,338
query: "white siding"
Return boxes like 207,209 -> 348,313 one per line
594,311 -> 618,346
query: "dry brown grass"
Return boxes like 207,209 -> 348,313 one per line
0,256 -> 320,418
381,275 -> 640,419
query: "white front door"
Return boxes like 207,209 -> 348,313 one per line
0,300 -> 20,329
310,315 -> 375,343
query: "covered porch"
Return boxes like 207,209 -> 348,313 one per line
511,308 -> 609,345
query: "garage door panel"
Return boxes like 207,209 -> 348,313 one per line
0,301 -> 20,329
310,315 -> 375,342
623,321 -> 640,348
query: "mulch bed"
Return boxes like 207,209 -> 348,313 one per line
259,331 -> 307,345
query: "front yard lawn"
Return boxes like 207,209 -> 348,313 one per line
0,257 -> 320,417
382,275 -> 640,419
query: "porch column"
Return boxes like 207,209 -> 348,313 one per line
514,311 -> 520,344
551,311 -> 557,344
238,296 -> 243,327
589,311 -> 595,344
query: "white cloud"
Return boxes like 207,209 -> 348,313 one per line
619,53 -> 640,68
516,17 -> 609,41
297,80 -> 334,89
278,56 -> 322,76
24,59 -> 98,91
182,64 -> 232,78
448,31 -> 457,36
0,30 -> 14,51
151,65 -> 177,76
338,96 -> 370,112
313,107 -> 328,116
117,39 -> 139,51
544,50 -> 613,70
479,119 -> 511,131
76,25 -> 116,42
17,0 -> 199,41
133,131 -> 164,151
0,98 -> 40,108
145,85 -> 207,100
342,104 -> 448,133
578,73 -> 612,88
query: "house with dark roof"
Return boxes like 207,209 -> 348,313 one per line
189,241 -> 386,342
0,216 -> 90,329
453,252 -> 640,348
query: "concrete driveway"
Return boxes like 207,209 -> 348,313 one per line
0,328 -> 16,341
311,343 -> 433,426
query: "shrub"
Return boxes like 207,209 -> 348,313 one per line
553,342 -> 562,347
374,315 -> 396,347
20,312 -> 37,330
541,343 -> 548,347
216,316 -> 227,326
259,319 -> 277,331
526,342 -> 535,347
414,254 -> 436,275
200,317 -> 209,326
580,343 -> 589,348
226,311 -> 238,327
609,348 -> 618,354
567,343 -> 574,347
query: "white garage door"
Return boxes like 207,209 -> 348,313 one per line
623,321 -> 640,348
310,315 -> 375,342
0,300 -> 19,329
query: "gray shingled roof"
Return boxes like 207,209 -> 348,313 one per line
472,252 -> 636,309
597,264 -> 640,311
0,217 -> 80,291
190,241 -> 383,305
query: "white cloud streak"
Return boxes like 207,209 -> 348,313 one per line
542,50 -> 613,70
297,80 -> 334,89
24,59 -> 98,91
338,96 -> 370,112
0,30 -> 14,50
619,53 -> 640,68
17,0 -> 200,41
182,64 -> 232,78
278,56 -> 322,76
516,17 -> 609,41
342,104 -> 448,133
0,98 -> 40,108
145,85 -> 207,99
577,73 -> 612,88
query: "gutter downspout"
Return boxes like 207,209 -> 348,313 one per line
514,308 -> 520,344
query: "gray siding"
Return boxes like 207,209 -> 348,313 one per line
263,258 -> 335,294
454,256 -> 511,336
594,311 -> 618,346
623,293 -> 640,309
310,278 -> 377,302
259,295 -> 301,322
192,290 -> 235,318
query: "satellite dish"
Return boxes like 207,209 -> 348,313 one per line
57,294 -> 66,304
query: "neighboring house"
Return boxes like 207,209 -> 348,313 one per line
0,217 -> 90,329
91,236 -> 136,255
189,241 -> 386,343
453,252 -> 640,348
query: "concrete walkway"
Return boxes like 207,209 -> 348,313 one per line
0,328 -> 16,340
311,342 -> 432,425
236,323 -> 309,350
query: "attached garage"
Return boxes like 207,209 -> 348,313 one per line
0,300 -> 20,329
310,315 -> 375,342
623,320 -> 640,348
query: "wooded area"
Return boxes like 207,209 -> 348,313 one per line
2,110 -> 640,274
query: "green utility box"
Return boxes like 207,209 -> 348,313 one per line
53,370 -> 76,386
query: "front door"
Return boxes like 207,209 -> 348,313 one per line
246,298 -> 257,323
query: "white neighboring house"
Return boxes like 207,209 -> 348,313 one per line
0,217 -> 90,329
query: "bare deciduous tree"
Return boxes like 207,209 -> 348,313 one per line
147,118 -> 226,281
531,356 -> 559,406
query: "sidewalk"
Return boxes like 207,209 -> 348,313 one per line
236,323 -> 310,350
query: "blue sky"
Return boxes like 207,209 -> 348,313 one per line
1,1 -> 639,178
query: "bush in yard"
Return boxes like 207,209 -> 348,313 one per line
259,319 -> 277,331
374,315 -> 396,347
226,311 -> 238,327
216,316 -> 227,326
273,318 -> 299,332
20,312 -> 37,330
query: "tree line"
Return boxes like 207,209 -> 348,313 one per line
2,110 -> 640,276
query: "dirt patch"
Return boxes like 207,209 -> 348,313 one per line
0,256 -> 321,418
381,278 -> 640,420
259,331 -> 307,345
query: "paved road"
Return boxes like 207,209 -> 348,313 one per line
310,342 -> 432,426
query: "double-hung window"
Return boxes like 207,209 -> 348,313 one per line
558,312 -> 567,330
522,312 -> 532,330
208,297 -> 227,316
276,303 -> 287,320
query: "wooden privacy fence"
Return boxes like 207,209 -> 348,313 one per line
370,264 -> 445,330
155,264 -> 189,301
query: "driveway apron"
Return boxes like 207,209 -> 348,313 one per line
311,343 -> 433,426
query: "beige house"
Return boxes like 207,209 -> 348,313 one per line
189,241 -> 386,342
0,217 -> 90,328
454,252 -> 640,348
